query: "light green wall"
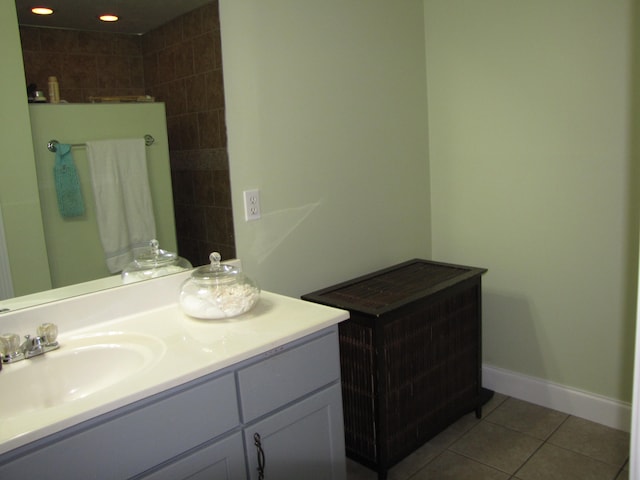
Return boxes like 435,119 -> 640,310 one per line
3,0 -> 635,405
28,103 -> 176,288
0,0 -> 51,296
219,0 -> 431,298
425,0 -> 635,401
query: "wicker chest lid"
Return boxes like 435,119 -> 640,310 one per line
302,259 -> 486,316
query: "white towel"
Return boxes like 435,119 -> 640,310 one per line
86,139 -> 157,273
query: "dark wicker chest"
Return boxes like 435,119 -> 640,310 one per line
302,259 -> 488,479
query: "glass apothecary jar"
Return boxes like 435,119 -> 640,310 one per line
122,239 -> 192,284
179,252 -> 260,319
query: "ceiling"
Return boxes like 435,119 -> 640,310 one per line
14,0 -> 213,35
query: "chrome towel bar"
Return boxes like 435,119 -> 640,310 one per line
47,134 -> 155,153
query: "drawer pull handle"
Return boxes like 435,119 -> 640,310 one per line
254,432 -> 266,479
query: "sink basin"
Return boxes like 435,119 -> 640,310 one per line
0,332 -> 165,419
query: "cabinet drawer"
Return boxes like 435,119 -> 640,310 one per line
0,373 -> 239,479
139,432 -> 246,480
238,327 -> 340,421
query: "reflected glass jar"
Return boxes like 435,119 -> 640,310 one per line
122,239 -> 192,284
179,252 -> 260,319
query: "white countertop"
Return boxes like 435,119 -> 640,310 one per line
0,271 -> 349,456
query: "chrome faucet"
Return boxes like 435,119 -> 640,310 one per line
0,323 -> 59,363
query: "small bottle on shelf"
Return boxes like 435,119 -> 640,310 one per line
47,76 -> 60,104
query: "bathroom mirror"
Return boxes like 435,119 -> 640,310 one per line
2,0 -> 235,311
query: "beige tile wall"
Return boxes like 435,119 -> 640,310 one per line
20,27 -> 145,102
143,1 -> 234,265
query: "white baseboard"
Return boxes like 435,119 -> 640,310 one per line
482,364 -> 631,432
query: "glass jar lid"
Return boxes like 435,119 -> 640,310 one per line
122,239 -> 192,284
133,239 -> 178,268
190,252 -> 241,285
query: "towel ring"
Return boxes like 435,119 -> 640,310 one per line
47,135 -> 155,153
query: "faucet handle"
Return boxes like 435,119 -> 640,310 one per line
0,333 -> 22,361
0,333 -> 20,353
37,323 -> 58,345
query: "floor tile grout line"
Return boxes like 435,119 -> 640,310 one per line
383,396 -> 510,479
440,447 -> 518,477
497,412 -> 626,479
398,399 -> 509,480
546,415 -> 630,470
613,466 -> 625,480
507,413 -> 568,478
476,415 -> 561,442
542,442 -> 626,470
509,431 -> 549,479
484,392 -> 510,415
451,396 -> 572,478
354,395 -> 630,480
613,458 -> 629,480
402,418 -> 488,480
446,432 -> 544,478
404,448 -> 450,480
444,401 -> 543,478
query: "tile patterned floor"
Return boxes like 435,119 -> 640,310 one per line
346,394 -> 630,480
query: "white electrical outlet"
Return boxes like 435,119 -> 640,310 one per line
243,189 -> 261,221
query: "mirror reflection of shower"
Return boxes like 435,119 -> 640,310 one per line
29,104 -> 176,290
6,0 -> 235,306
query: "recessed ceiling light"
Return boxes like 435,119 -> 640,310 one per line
31,7 -> 54,15
99,14 -> 119,22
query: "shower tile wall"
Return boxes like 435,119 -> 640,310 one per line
143,1 -> 235,266
18,0 -> 235,267
19,27 -> 145,102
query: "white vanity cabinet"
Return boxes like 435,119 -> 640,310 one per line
0,371 -> 241,479
238,328 -> 346,480
138,432 -> 246,480
243,385 -> 345,480
0,325 -> 346,480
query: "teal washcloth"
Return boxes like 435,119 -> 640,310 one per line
54,144 -> 85,218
